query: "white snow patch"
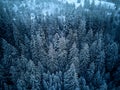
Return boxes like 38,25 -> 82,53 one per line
58,15 -> 66,22
58,0 -> 83,8
30,13 -> 35,20
13,18 -> 16,21
107,12 -> 112,16
60,0 -> 115,9
13,4 -> 18,12
42,2 -> 60,16
94,0 -> 115,9
84,9 -> 90,12
66,0 -> 77,4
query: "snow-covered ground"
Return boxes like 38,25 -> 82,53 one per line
58,0 -> 115,9
94,0 -> 115,9
11,0 -> 115,18
42,2 -> 60,16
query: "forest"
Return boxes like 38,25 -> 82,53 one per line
0,0 -> 120,90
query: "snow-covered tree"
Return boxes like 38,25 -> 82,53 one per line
95,50 -> 105,72
0,0 -> 120,89
15,55 -> 28,74
79,76 -> 90,90
85,29 -> 93,45
93,71 -> 102,88
43,71 -> 62,90
9,66 -> 18,84
84,0 -> 90,8
68,42 -> 79,73
57,35 -> 68,71
47,43 -> 58,73
105,41 -> 118,71
12,23 -> 21,47
64,63 -> 79,90
53,33 -> 60,51
113,66 -> 120,84
30,32 -> 47,65
23,60 -> 41,90
17,78 -> 26,90
78,19 -> 87,44
79,43 -> 90,75
85,62 -> 95,83
90,33 -> 105,72
2,39 -> 18,68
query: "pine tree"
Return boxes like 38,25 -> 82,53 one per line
78,19 -> 87,45
23,35 -> 30,59
47,43 -> 58,73
90,33 -> 105,72
85,62 -> 95,83
85,29 -> 93,45
90,34 -> 103,61
79,76 -> 90,90
23,60 -> 42,89
30,34 -> 38,64
113,66 -> 120,84
53,33 -> 60,51
92,71 -> 103,89
64,63 -> 79,90
9,66 -> 17,84
43,72 -> 62,90
53,72 -> 62,90
24,60 -> 35,83
2,39 -> 17,68
30,32 -> 47,65
30,74 -> 41,90
66,29 -> 74,49
17,78 -> 26,90
96,50 -> 105,72
90,0 -> 95,10
79,43 -> 90,75
92,71 -> 106,90
105,41 -> 118,71
84,0 -> 90,9
0,38 -> 3,61
57,35 -> 67,71
15,55 -> 28,75
12,23 -> 21,47
99,80 -> 107,90
43,72 -> 50,90
68,42 -> 80,74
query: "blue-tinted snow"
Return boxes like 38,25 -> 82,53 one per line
11,0 -> 116,18
42,2 -> 60,16
59,0 -> 115,9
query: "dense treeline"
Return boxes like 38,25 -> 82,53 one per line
0,0 -> 120,90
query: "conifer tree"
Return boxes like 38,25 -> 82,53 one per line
47,43 -> 58,73
68,42 -> 79,73
57,35 -> 67,71
79,76 -> 90,90
85,62 -> 95,82
79,43 -> 90,75
64,63 -> 79,90
105,41 -> 118,71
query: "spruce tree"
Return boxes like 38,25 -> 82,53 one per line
64,63 -> 79,90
